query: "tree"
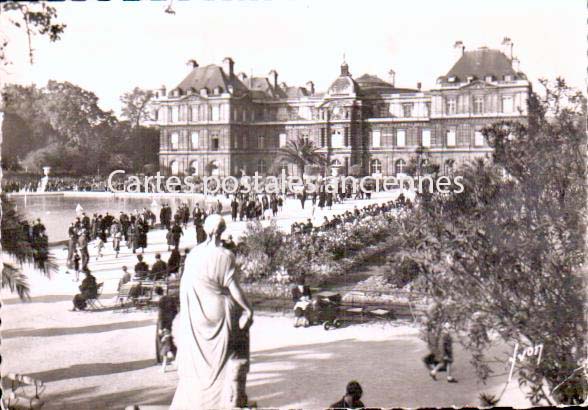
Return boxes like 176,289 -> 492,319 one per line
274,136 -> 325,180
1,194 -> 56,300
387,79 -> 587,405
0,1 -> 66,65
120,87 -> 155,128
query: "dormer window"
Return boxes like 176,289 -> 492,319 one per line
467,76 -> 474,83
504,75 -> 513,82
448,76 -> 457,83
173,89 -> 181,97
485,75 -> 494,82
214,87 -> 222,95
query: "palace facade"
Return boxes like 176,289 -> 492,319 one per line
150,41 -> 531,177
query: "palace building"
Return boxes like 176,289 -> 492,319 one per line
150,40 -> 531,178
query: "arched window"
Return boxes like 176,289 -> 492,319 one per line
395,159 -> 406,175
170,132 -> 179,150
444,159 -> 455,175
190,160 -> 199,175
370,159 -> 382,175
257,159 -> 267,175
169,160 -> 179,175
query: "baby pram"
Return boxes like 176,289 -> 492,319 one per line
311,291 -> 342,330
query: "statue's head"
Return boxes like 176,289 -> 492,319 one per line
204,214 -> 226,240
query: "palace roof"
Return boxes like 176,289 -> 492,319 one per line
175,64 -> 249,95
439,48 -> 527,82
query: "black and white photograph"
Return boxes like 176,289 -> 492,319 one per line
0,0 -> 586,409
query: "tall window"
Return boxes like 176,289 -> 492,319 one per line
169,160 -> 179,175
446,129 -> 456,147
370,159 -> 382,174
172,106 -> 179,122
446,97 -> 456,115
257,159 -> 267,174
167,107 -> 173,123
257,135 -> 265,148
212,106 -> 220,122
190,131 -> 199,149
344,127 -> 350,146
502,96 -> 514,113
170,132 -> 179,150
421,129 -> 431,147
211,135 -> 219,151
396,130 -> 406,147
474,130 -> 485,146
425,102 -> 431,117
372,130 -> 381,148
395,159 -> 406,175
331,130 -> 344,148
320,129 -> 326,147
402,103 -> 413,118
242,134 -> 247,149
473,96 -> 484,114
279,133 -> 287,147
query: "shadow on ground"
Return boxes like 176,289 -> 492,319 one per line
3,318 -> 155,339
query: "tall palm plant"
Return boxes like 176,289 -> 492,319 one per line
274,136 -> 326,180
1,194 -> 56,300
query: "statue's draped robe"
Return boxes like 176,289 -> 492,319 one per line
171,243 -> 244,410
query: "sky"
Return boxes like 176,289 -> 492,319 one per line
3,0 -> 586,115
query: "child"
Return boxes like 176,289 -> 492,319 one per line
73,251 -> 81,282
430,322 -> 457,383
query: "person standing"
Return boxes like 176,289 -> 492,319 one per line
73,251 -> 81,282
231,196 -> 239,221
171,215 -> 253,410
171,222 -> 184,250
78,229 -> 90,271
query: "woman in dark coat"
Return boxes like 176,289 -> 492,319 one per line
167,248 -> 181,276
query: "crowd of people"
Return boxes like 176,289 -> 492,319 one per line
18,218 -> 50,268
2,175 -> 116,193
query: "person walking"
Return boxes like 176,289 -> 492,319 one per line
429,322 -> 457,383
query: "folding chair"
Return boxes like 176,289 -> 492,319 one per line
2,373 -> 45,409
85,282 -> 104,310
116,282 -> 133,312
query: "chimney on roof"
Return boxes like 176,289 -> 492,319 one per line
186,59 -> 199,69
388,69 -> 396,87
158,85 -> 166,98
238,72 -> 248,82
306,81 -> 315,95
417,82 -> 422,90
453,41 -> 465,60
501,37 -> 514,60
512,57 -> 520,72
223,57 -> 235,77
268,70 -> 278,89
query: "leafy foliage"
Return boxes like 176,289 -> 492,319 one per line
386,78 -> 587,405
120,87 -> 155,128
273,136 -> 326,177
0,1 -> 66,65
2,82 -> 159,174
1,194 -> 56,300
